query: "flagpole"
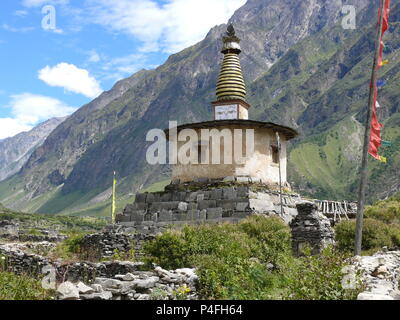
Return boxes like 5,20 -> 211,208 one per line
276,132 -> 284,217
355,0 -> 385,256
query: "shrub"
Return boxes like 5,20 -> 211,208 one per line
50,233 -> 88,261
365,203 -> 400,224
284,246 -> 363,300
365,193 -> 400,224
335,219 -> 397,253
238,215 -> 291,268
143,216 -> 292,299
143,230 -> 188,269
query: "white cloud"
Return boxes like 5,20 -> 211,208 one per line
15,10 -> 28,17
22,0 -> 69,7
87,50 -> 101,63
87,0 -> 246,53
38,63 -> 103,99
2,24 -> 35,33
0,118 -> 33,139
0,93 -> 75,139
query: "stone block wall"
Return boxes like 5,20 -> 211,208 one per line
117,183 -> 301,227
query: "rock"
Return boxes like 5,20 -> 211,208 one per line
353,251 -> 400,300
57,282 -> 80,300
266,263 -> 275,271
133,277 -> 159,290
372,265 -> 388,277
81,291 -> 113,300
178,202 -> 188,211
117,273 -> 136,281
155,266 -> 174,279
223,176 -> 235,183
76,282 -> 94,294
136,294 -> 150,300
90,284 -> 103,293
120,282 -> 136,294
95,278 -> 123,289
357,292 -> 394,300
175,268 -> 198,284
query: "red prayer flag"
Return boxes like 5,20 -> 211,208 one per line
369,0 -> 390,161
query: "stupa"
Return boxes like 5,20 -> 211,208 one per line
117,25 -> 300,229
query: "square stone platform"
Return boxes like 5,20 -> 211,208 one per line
117,179 -> 303,229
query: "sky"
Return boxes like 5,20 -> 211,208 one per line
0,0 -> 246,139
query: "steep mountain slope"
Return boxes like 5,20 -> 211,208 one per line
0,117 -> 65,181
1,0 -> 398,216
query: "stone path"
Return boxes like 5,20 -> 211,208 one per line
354,250 -> 400,300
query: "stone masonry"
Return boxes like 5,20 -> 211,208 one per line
0,243 -> 198,301
290,201 -> 335,256
117,181 -> 301,228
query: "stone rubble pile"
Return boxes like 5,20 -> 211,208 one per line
0,220 -> 19,236
354,250 -> 400,300
79,231 -> 134,259
0,220 -> 66,242
78,227 -> 156,260
0,241 -> 199,301
56,267 -> 198,300
0,243 -> 145,282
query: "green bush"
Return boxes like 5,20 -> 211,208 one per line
365,200 -> 400,224
335,219 -> 398,253
144,230 -> 189,269
284,246 -> 363,300
238,215 -> 291,268
0,272 -> 54,300
50,233 -> 88,261
144,216 -> 372,300
144,216 -> 292,299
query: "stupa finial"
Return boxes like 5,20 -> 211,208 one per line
226,24 -> 236,37
215,24 -> 246,102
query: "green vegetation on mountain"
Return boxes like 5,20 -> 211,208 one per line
0,203 -> 107,233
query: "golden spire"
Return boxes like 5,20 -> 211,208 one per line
216,24 -> 246,102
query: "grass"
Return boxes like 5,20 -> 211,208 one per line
0,271 -> 54,300
52,179 -> 169,217
0,203 -> 107,234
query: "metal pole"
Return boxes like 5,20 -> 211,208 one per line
276,132 -> 284,217
355,0 -> 385,256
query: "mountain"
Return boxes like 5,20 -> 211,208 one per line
0,117 -> 66,181
0,0 -> 399,216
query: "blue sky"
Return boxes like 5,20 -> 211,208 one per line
0,0 -> 245,139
